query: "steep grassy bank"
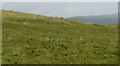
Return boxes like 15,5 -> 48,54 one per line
2,10 -> 118,64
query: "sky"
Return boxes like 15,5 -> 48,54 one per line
2,2 -> 118,17
1,0 -> 119,2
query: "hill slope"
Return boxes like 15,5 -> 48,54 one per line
2,10 -> 118,64
69,14 -> 118,24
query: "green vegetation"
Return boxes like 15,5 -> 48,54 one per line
2,10 -> 118,64
0,10 -> 2,65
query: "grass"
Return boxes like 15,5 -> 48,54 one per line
2,10 -> 118,64
0,10 -> 2,65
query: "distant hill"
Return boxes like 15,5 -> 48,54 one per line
2,10 -> 118,64
69,14 -> 118,24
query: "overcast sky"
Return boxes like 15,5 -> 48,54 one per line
2,2 -> 118,17
2,0 -> 119,2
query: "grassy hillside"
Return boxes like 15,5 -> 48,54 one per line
0,10 -> 2,65
2,10 -> 118,64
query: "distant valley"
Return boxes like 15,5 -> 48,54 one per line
69,14 -> 118,24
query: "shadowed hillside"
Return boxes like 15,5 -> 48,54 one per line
2,10 -> 118,64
